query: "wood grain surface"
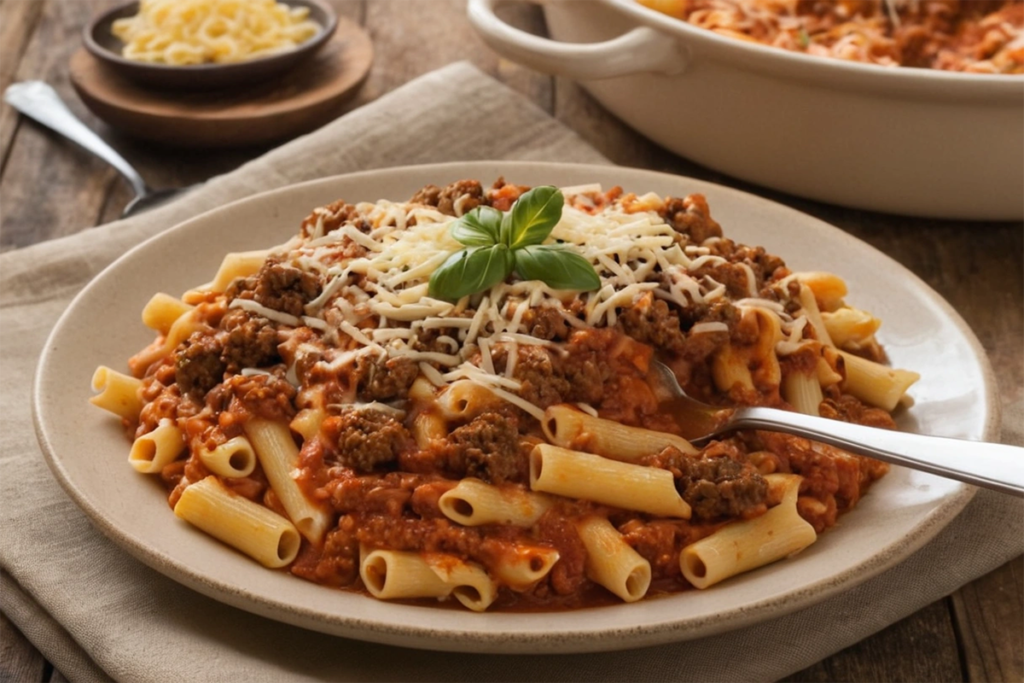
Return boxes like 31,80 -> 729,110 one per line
1,1 -> 1021,681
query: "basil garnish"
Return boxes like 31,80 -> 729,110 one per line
514,244 -> 601,292
503,185 -> 564,249
449,205 -> 503,246
428,186 -> 601,301
429,244 -> 515,302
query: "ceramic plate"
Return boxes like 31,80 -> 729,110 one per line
33,162 -> 996,653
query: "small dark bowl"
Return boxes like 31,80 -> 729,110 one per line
84,0 -> 338,90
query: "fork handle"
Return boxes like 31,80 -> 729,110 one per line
731,407 -> 1024,497
4,81 -> 147,197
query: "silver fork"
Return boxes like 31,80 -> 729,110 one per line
649,359 -> 1024,497
4,81 -> 191,218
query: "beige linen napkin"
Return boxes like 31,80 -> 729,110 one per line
1,63 -> 1020,683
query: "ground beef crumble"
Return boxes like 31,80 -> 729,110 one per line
219,372 -> 297,422
519,306 -> 571,342
439,412 -> 528,484
618,295 -> 688,355
643,443 -> 769,521
488,331 -> 635,410
299,199 -> 363,237
252,261 -> 322,318
819,393 -> 897,430
616,518 -> 700,580
409,184 -> 442,206
221,309 -> 281,372
354,355 -> 419,402
532,505 -> 590,597
174,332 -> 225,398
410,180 -> 487,216
321,408 -> 413,473
662,194 -> 723,244
292,515 -> 361,587
503,345 -> 574,408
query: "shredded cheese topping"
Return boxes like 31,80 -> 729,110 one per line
248,185 -> 808,417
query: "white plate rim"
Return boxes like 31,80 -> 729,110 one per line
33,161 -> 997,653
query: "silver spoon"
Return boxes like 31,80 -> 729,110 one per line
649,359 -> 1024,497
4,81 -> 190,217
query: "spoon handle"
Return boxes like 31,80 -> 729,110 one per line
4,81 -> 147,197
731,407 -> 1024,497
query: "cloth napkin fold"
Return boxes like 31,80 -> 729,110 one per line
1,62 -> 1020,683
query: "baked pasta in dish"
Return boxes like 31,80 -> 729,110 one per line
112,0 -> 320,66
90,179 -> 918,610
638,0 -> 1024,73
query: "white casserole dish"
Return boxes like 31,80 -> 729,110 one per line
468,0 -> 1024,220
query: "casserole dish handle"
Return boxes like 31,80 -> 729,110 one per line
467,0 -> 687,79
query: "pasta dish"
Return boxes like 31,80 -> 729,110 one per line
111,0 -> 320,66
637,0 -> 1024,73
90,179 -> 919,611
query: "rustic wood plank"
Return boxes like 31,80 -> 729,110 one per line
1,1 -> 367,240
89,142 -> 278,228
953,557 -> 1024,683
0,0 -> 45,167
356,0 -> 550,111
0,611 -> 47,683
783,598 -> 963,682
0,0 -> 124,249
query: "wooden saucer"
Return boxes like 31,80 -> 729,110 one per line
69,17 -> 373,148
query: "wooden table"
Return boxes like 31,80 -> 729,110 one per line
1,1 -> 1021,681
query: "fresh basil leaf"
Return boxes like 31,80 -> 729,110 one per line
428,245 -> 514,301
450,206 -> 502,247
504,186 -> 564,249
513,245 -> 601,292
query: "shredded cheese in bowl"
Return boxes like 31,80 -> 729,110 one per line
111,0 -> 321,66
